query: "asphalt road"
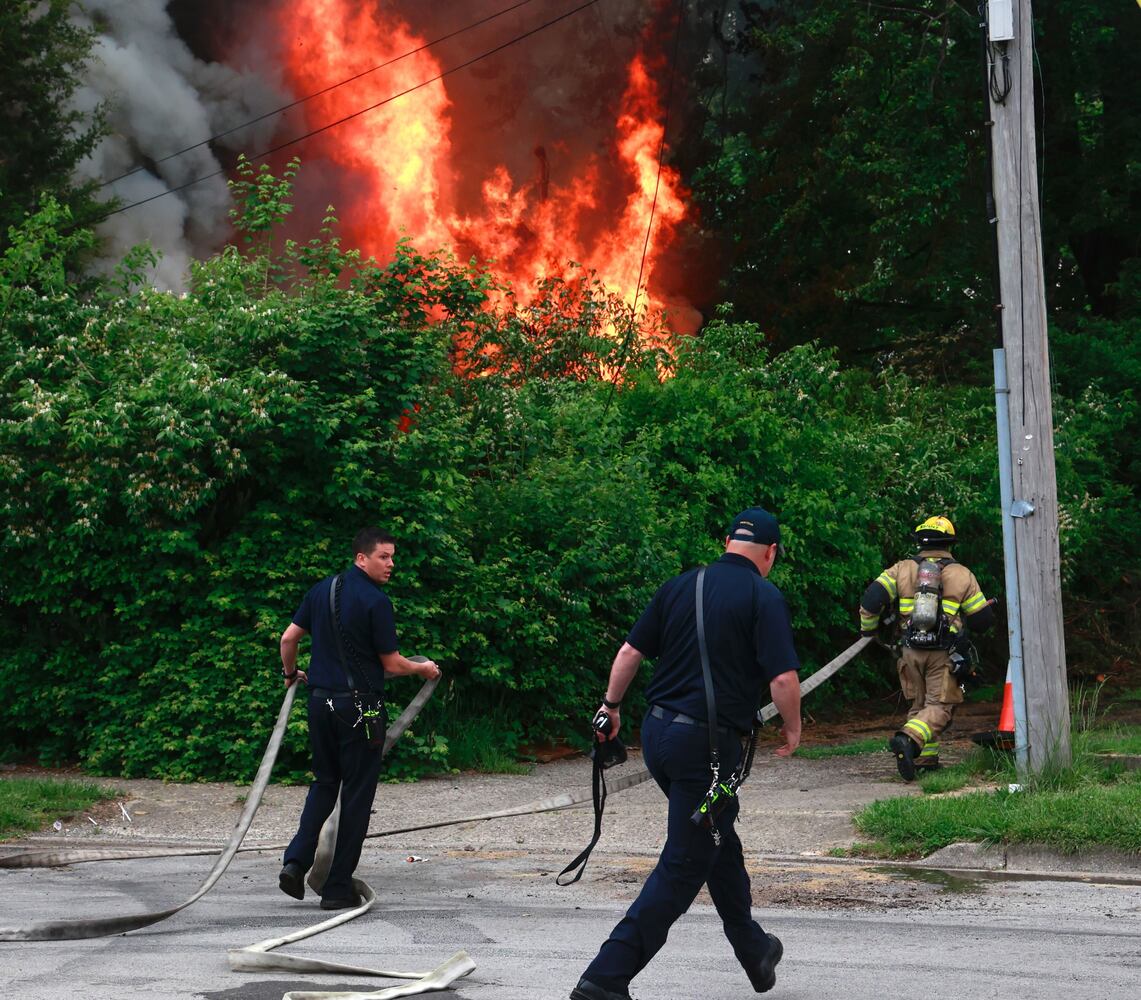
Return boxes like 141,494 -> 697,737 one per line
4,715 -> 1139,1000
4,843 -> 1139,1000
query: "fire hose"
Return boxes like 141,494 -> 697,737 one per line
0,638 -> 872,994
0,671 -> 478,1000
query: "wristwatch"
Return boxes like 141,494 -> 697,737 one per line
602,696 -> 621,709
281,667 -> 297,679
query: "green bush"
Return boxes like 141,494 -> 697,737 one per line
1,166 -> 1135,781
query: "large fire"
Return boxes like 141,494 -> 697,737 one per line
275,0 -> 694,344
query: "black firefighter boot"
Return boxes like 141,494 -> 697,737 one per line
889,732 -> 919,781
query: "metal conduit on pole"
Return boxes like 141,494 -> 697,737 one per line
994,348 -> 1029,774
986,0 -> 1071,772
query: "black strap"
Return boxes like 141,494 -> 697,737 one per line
327,574 -> 359,692
555,753 -> 607,885
557,564 -> 719,885
695,568 -> 720,773
913,555 -> 956,567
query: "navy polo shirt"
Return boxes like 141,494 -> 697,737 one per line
633,553 -> 800,733
292,564 -> 399,692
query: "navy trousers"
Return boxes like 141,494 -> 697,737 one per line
284,691 -> 383,899
582,709 -> 770,992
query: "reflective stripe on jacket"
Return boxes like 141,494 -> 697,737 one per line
859,549 -> 986,635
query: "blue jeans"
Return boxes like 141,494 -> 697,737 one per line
284,691 -> 383,899
582,709 -> 770,991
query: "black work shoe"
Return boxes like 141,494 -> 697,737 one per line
278,861 -> 305,900
914,757 -> 942,772
745,932 -> 784,993
889,733 -> 918,781
569,978 -> 634,1000
319,893 -> 362,911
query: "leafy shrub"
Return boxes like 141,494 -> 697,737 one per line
1,168 -> 1135,781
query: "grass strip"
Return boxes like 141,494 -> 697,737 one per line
0,777 -> 117,840
854,773 -> 1141,857
797,737 -> 886,759
1082,725 -> 1141,756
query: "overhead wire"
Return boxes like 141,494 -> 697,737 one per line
1017,1 -> 1027,418
603,0 -> 686,411
1032,17 -> 1058,400
97,0 -> 544,190
84,0 -> 605,228
629,1 -> 684,322
978,0 -> 1006,351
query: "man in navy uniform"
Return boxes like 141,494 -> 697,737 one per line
571,508 -> 802,1000
277,527 -> 441,910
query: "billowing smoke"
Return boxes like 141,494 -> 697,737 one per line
69,0 -> 716,325
69,0 -> 286,289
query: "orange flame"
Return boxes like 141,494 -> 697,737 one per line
278,1 -> 693,346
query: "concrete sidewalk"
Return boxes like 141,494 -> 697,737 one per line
9,743 -> 1139,881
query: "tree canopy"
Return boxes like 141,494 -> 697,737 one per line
683,0 -> 1139,372
0,1 -> 106,253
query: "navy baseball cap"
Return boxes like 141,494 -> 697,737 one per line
727,507 -> 785,557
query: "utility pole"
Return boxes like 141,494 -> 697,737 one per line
985,0 -> 1071,773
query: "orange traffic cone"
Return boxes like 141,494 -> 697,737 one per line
997,664 -> 1015,735
971,663 -> 1016,751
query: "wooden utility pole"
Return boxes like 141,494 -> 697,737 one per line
986,0 -> 1071,772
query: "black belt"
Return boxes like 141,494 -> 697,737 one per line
309,687 -> 355,699
650,704 -> 737,737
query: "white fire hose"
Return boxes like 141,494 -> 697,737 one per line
0,638 -> 871,998
0,672 -> 478,999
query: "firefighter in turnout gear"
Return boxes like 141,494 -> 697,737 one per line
859,516 -> 996,780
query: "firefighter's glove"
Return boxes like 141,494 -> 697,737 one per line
871,614 -> 899,651
949,648 -> 980,687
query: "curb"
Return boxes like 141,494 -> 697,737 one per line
921,841 -> 1141,882
752,847 -> 1141,886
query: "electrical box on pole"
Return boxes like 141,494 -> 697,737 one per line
988,0 -> 1015,41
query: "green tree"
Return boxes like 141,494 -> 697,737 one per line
0,1 -> 107,254
685,0 -> 1139,372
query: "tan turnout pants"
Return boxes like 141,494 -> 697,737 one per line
896,646 -> 961,753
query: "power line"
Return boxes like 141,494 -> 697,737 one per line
605,0 -> 686,407
98,0 -> 543,190
85,0 -> 604,227
630,1 -> 685,320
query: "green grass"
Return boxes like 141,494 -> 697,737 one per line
440,710 -> 532,774
0,778 -> 117,840
797,737 -> 886,759
1083,725 -> 1141,756
852,726 -> 1141,857
855,776 -> 1141,857
912,745 -> 1013,794
914,761 -> 976,795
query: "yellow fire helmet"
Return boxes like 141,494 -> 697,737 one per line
913,515 -> 957,548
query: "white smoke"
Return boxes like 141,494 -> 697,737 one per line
69,0 -> 287,289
